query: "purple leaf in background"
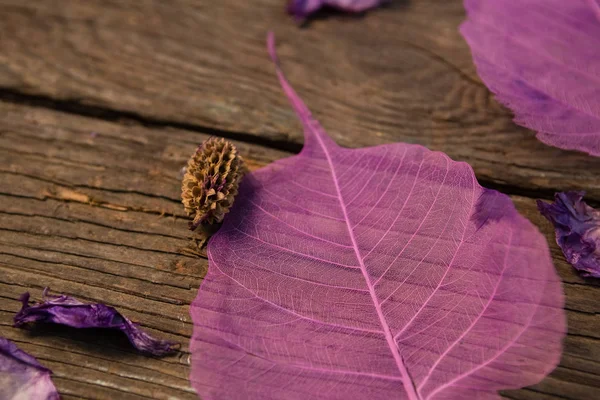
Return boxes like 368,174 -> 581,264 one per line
0,337 -> 59,400
460,0 -> 600,156
189,34 -> 566,400
288,0 -> 388,19
15,289 -> 179,356
537,191 -> 600,278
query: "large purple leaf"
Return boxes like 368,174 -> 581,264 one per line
460,0 -> 600,156
189,34 -> 566,400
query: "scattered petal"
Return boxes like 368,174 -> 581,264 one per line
460,0 -> 600,156
472,188 -> 516,230
288,0 -> 388,19
537,191 -> 600,278
0,337 -> 59,400
14,289 -> 179,356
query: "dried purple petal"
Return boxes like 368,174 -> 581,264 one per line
0,337 -> 59,400
472,188 -> 515,230
288,0 -> 388,19
537,192 -> 600,278
14,289 -> 179,356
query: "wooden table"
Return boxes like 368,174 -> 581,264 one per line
0,1 -> 598,399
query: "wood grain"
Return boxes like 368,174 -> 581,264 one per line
0,101 -> 598,399
0,0 -> 599,200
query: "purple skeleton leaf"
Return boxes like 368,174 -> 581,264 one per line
588,0 -> 600,20
460,0 -> 600,156
188,33 -> 566,400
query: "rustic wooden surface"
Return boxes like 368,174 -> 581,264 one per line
0,1 -> 598,399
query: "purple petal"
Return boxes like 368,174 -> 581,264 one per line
537,192 -> 600,278
14,289 -> 179,356
0,337 -> 59,400
472,188 -> 516,230
187,33 -> 565,400
460,0 -> 600,156
288,0 -> 388,18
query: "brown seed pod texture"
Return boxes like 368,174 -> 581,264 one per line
181,137 -> 247,230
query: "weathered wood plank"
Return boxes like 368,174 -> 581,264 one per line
0,102 -> 599,399
0,100 -> 282,398
0,0 -> 599,200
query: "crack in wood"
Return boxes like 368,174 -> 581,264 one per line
0,89 -> 304,153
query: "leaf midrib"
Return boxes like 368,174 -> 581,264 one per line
313,133 -> 422,400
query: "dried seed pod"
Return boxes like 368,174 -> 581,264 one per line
181,137 -> 247,234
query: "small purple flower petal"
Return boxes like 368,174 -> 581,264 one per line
472,188 -> 517,230
14,289 -> 180,356
0,337 -> 60,400
537,192 -> 600,278
288,0 -> 388,19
